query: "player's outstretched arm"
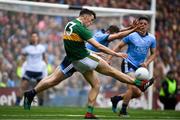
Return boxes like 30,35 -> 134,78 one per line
107,41 -> 127,62
87,38 -> 127,58
108,19 -> 140,41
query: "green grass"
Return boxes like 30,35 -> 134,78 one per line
0,106 -> 180,120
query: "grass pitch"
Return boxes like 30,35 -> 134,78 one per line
0,106 -> 180,120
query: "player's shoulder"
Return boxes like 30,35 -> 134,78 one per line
37,44 -> 46,50
24,44 -> 32,49
148,33 -> 156,40
129,32 -> 138,36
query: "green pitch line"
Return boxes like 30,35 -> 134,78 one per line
0,106 -> 180,120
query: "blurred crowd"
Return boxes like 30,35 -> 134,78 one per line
0,0 -> 179,99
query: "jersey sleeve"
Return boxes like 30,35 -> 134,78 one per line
122,35 -> 130,44
150,37 -> 156,48
78,26 -> 92,41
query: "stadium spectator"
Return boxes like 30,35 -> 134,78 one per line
159,70 -> 178,110
0,72 -> 15,87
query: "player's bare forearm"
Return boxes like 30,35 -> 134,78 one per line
108,27 -> 136,41
119,26 -> 132,32
107,43 -> 121,61
117,27 -> 136,38
144,49 -> 157,66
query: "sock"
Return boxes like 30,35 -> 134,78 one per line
121,103 -> 128,113
116,96 -> 123,101
134,79 -> 141,86
16,96 -> 21,105
87,106 -> 94,114
30,89 -> 37,97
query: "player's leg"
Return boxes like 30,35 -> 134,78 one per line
95,56 -> 153,90
95,57 -> 135,84
111,87 -> 141,113
83,70 -> 100,119
16,71 -> 30,105
24,68 -> 66,110
16,77 -> 29,105
36,62 -> 48,106
34,67 -> 65,93
71,54 -> 101,119
24,57 -> 76,110
109,59 -> 151,114
110,93 -> 124,113
119,84 -> 141,116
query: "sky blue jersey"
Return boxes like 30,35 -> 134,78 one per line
86,30 -> 109,52
123,32 -> 156,67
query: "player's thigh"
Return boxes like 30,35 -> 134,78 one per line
48,67 -> 67,83
96,58 -> 112,74
95,57 -> 115,75
72,54 -> 99,73
82,70 -> 100,88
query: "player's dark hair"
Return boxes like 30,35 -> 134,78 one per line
79,9 -> 96,19
106,25 -> 119,34
138,16 -> 150,22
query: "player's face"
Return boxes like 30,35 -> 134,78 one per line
138,19 -> 149,35
31,33 -> 39,44
83,14 -> 95,27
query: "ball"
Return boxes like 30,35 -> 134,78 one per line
135,67 -> 150,80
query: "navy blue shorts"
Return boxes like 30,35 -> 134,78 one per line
59,56 -> 76,78
121,59 -> 138,73
22,71 -> 43,82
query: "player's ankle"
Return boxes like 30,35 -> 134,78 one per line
134,79 -> 141,86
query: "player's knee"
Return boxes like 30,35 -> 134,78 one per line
92,81 -> 100,91
133,87 -> 142,98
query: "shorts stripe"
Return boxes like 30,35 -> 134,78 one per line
87,55 -> 99,62
63,63 -> 74,74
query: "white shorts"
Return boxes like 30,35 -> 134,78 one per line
72,53 -> 100,73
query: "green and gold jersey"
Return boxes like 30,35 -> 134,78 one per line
63,19 -> 92,61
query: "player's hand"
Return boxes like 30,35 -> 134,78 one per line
115,53 -> 128,59
133,21 -> 144,32
132,19 -> 139,27
140,62 -> 148,68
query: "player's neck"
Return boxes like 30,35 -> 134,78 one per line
77,17 -> 83,24
139,32 -> 148,37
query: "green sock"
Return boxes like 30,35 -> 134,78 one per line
134,79 -> 141,86
87,106 -> 94,113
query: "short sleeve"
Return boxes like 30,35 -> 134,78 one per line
78,26 -> 92,41
122,35 -> 130,44
150,37 -> 156,48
